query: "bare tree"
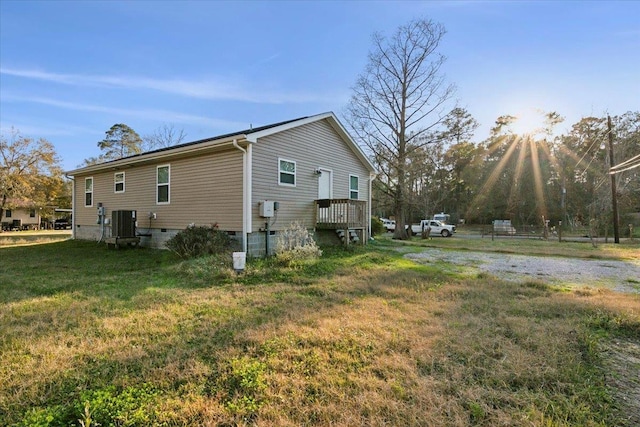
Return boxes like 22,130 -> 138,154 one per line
346,19 -> 455,239
143,124 -> 187,151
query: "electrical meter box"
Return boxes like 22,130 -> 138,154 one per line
260,200 -> 275,218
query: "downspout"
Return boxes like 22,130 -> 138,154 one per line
246,143 -> 252,235
232,139 -> 250,253
368,173 -> 374,241
66,174 -> 76,239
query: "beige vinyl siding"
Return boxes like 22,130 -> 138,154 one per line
73,149 -> 244,231
251,119 -> 370,231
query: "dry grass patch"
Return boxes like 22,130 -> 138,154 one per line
1,240 -> 639,426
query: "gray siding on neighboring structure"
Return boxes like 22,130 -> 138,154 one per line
250,118 -> 371,232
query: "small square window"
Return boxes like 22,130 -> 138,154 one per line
114,172 -> 125,193
279,158 -> 296,186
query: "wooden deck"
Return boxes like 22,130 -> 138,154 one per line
314,199 -> 367,230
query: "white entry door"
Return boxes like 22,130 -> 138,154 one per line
317,168 -> 332,199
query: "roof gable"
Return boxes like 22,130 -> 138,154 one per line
65,112 -> 375,175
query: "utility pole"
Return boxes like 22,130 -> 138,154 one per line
607,115 -> 620,243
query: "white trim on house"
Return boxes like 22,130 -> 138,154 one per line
84,177 -> 93,207
245,112 -> 376,174
65,139 -> 240,176
65,113 -> 375,178
246,143 -> 253,245
114,171 -> 125,193
232,138 -> 253,253
349,174 -> 359,200
156,164 -> 170,205
278,157 -> 296,187
71,177 -> 76,239
317,167 -> 333,199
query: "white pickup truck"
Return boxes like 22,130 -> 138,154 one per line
410,219 -> 456,237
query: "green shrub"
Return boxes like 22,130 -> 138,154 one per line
214,356 -> 267,420
275,222 -> 322,267
165,223 -> 232,258
371,216 -> 385,236
78,384 -> 159,427
16,405 -> 70,427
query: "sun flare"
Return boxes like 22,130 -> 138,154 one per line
510,107 -> 547,135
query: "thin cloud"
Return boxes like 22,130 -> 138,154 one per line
2,94 -> 247,129
0,66 -> 337,104
0,122 -> 98,137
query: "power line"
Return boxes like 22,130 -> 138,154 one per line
610,154 -> 640,174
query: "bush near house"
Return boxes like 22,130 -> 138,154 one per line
371,216 -> 385,236
165,223 -> 232,258
274,221 -> 322,267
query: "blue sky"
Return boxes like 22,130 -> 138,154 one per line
1,0 -> 638,171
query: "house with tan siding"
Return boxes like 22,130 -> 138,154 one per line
65,112 -> 376,256
1,202 -> 42,231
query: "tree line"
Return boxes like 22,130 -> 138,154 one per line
346,18 -> 639,239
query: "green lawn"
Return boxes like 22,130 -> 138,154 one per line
1,239 -> 639,426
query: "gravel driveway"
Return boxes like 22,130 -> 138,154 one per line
405,248 -> 640,294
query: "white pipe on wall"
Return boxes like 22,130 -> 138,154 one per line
232,139 -> 248,252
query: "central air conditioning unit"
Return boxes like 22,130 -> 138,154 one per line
112,210 -> 137,238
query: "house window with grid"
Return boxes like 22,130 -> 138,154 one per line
85,177 -> 93,207
349,175 -> 359,199
114,172 -> 125,193
157,165 -> 170,204
5,210 -> 11,218
279,158 -> 296,186
30,209 -> 36,218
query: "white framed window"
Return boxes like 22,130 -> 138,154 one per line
30,209 -> 36,218
114,172 -> 125,193
85,177 -> 93,207
349,174 -> 359,200
278,158 -> 296,186
156,165 -> 170,204
5,209 -> 11,218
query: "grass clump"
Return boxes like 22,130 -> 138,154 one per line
165,223 -> 231,258
208,356 -> 268,422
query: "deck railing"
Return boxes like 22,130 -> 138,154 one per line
315,199 -> 368,230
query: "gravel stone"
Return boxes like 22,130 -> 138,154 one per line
405,248 -> 640,294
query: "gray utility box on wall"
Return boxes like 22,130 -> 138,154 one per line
112,210 -> 136,238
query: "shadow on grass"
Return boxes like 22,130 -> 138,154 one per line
1,241 -> 446,425
2,239 -> 638,426
0,240 -> 184,304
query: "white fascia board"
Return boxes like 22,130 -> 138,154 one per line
325,113 -> 377,173
244,112 -> 334,143
245,111 -> 377,174
65,136 -> 246,176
